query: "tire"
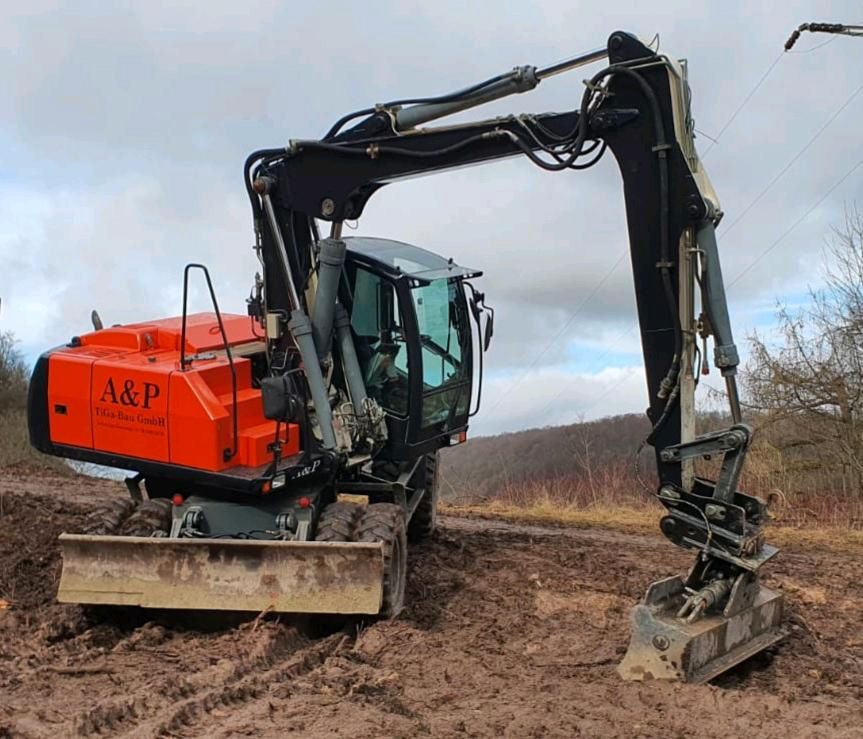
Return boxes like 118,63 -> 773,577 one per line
314,501 -> 364,542
119,498 -> 173,537
407,452 -> 439,543
356,503 -> 407,618
80,498 -> 136,535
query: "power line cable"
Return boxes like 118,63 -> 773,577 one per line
532,51 -> 790,421
570,365 -> 641,419
535,324 -> 639,420
486,49 -> 856,427
525,57 -> 787,424
531,79 -> 862,425
720,82 -> 863,239
539,110 -> 863,422
787,36 -> 838,54
484,250 -> 627,413
727,154 -> 863,289
524,54 -> 788,422
700,52 -> 784,159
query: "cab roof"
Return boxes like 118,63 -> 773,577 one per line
344,236 -> 482,283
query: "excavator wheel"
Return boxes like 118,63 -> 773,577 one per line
408,452 -> 440,543
314,501 -> 364,542
119,498 -> 173,537
80,498 -> 137,535
356,503 -> 407,618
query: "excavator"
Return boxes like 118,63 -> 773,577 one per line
28,31 -> 784,683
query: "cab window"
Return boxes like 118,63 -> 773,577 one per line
349,267 -> 409,416
410,278 -> 470,427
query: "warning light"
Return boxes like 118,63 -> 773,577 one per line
298,496 -> 311,509
171,493 -> 184,506
262,481 -> 273,494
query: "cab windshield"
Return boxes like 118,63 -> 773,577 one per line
402,278 -> 470,427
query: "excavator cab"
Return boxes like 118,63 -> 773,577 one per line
343,237 -> 488,460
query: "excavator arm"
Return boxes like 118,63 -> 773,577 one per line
244,31 -> 784,681
249,32 -> 737,522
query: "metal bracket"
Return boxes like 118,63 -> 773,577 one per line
660,424 -> 751,503
338,456 -> 425,521
125,474 -> 144,503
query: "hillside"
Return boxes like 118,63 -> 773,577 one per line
440,413 -> 653,501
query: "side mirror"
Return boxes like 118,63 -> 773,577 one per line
483,311 -> 494,351
466,283 -> 494,353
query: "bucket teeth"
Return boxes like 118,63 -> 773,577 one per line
618,575 -> 785,683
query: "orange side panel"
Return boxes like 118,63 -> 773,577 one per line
238,422 -> 300,468
196,359 -> 252,398
47,354 -> 95,449
48,312 -> 303,473
168,370 -> 233,471
91,362 -> 171,462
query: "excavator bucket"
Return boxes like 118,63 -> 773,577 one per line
57,534 -> 385,614
618,575 -> 785,683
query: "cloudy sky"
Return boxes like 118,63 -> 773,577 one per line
2,1 -> 862,436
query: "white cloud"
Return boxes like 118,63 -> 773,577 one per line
472,364 -> 647,436
3,0 -> 863,435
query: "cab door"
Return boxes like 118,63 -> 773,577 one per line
405,277 -> 473,441
344,262 -> 474,458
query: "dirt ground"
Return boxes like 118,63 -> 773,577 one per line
0,467 -> 861,738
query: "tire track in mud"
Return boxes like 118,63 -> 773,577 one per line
149,633 -> 347,738
70,625 -> 347,737
2,475 -> 863,738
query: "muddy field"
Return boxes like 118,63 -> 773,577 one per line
0,468 -> 861,738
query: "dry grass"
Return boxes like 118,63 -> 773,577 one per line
0,409 -> 71,474
442,458 -> 863,534
441,499 -> 658,535
441,497 -> 863,554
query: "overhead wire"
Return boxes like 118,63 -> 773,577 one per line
532,48 -> 798,425
727,153 -> 863,289
787,36 -> 838,54
534,324 -> 639,420
536,72 -> 861,426
719,81 -> 863,240
500,47 -> 838,428
700,51 -> 783,158
484,251 -> 628,414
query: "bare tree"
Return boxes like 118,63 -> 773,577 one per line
745,207 -> 863,494
0,332 -> 28,414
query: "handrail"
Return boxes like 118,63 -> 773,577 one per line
180,263 -> 238,461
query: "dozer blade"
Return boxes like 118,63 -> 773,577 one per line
618,575 -> 784,684
57,534 -> 384,614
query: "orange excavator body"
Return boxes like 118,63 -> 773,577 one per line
44,312 -> 298,472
